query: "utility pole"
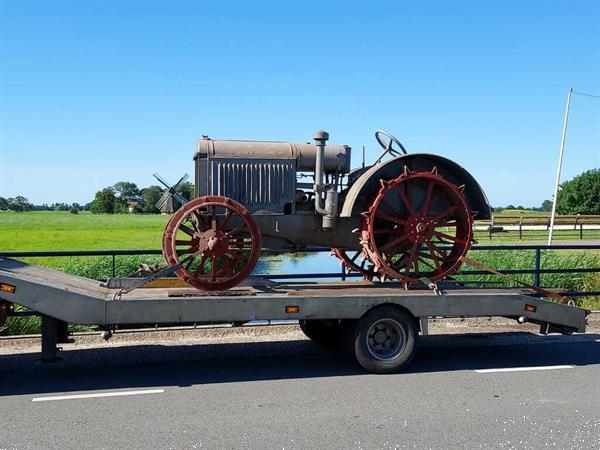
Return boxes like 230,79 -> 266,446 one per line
548,88 -> 573,245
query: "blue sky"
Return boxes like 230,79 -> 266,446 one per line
1,0 -> 598,207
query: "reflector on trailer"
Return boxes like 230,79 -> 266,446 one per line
285,305 -> 300,314
0,283 -> 16,294
525,304 -> 537,313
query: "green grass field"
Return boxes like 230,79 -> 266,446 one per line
0,211 -> 168,251
0,210 -> 598,335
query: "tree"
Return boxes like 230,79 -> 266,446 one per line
556,169 -> 600,215
0,197 -> 7,210
179,182 -> 195,201
90,188 -> 117,214
52,202 -> 69,211
7,196 -> 32,212
112,181 -> 141,213
113,181 -> 141,202
541,199 -> 552,212
140,185 -> 164,213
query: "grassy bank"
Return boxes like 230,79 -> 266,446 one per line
462,248 -> 600,311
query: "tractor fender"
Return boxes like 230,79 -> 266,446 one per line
340,153 -> 492,220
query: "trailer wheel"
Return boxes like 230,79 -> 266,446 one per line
299,320 -> 343,347
351,306 -> 417,374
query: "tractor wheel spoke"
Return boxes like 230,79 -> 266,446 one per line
402,243 -> 419,273
380,235 -> 408,253
179,224 -> 195,237
227,223 -> 248,237
421,181 -> 435,214
211,206 -> 218,231
431,206 -> 456,222
375,210 -> 406,226
194,255 -> 208,275
184,257 -> 195,270
435,220 -> 457,228
397,184 -> 414,215
426,241 -> 442,270
433,230 -> 468,245
417,256 -> 436,271
221,209 -> 233,230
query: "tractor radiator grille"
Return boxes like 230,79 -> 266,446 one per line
205,160 -> 296,213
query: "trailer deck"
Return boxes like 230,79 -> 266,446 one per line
0,256 -> 590,372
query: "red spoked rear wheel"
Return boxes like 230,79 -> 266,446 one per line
162,196 -> 262,291
361,167 -> 473,286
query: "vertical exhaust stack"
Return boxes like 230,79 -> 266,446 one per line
313,130 -> 338,230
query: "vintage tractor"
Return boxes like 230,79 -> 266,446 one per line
161,130 -> 491,290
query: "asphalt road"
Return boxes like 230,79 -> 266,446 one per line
1,332 -> 600,449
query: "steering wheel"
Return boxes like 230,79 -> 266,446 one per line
374,130 -> 408,159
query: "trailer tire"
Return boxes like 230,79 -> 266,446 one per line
299,320 -> 343,347
352,306 -> 417,374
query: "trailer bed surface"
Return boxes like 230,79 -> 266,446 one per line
0,257 -> 587,333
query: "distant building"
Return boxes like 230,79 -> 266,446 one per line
127,201 -> 139,214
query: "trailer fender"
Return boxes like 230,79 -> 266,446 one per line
340,153 -> 492,220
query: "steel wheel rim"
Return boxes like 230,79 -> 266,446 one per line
162,196 -> 261,291
366,318 -> 407,361
362,168 -> 473,285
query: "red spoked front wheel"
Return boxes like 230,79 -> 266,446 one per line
162,196 -> 262,291
361,167 -> 473,287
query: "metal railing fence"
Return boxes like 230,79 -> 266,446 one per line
1,244 -> 600,298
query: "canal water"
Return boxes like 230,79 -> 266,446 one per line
253,251 -> 352,282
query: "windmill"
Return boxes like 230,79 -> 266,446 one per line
153,173 -> 190,213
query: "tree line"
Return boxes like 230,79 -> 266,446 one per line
0,180 -> 194,214
493,200 -> 553,213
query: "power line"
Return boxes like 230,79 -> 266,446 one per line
572,91 -> 600,99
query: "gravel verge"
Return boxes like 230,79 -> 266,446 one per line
1,314 -> 598,354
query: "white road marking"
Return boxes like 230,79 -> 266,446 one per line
32,389 -> 164,402
475,365 -> 573,374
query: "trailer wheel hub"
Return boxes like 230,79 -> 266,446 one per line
367,318 -> 406,360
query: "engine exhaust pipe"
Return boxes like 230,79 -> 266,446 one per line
313,130 -> 338,230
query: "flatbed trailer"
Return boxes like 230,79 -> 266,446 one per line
0,257 -> 590,373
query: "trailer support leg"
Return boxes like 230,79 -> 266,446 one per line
56,320 -> 72,343
41,315 -> 58,362
419,317 -> 429,336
